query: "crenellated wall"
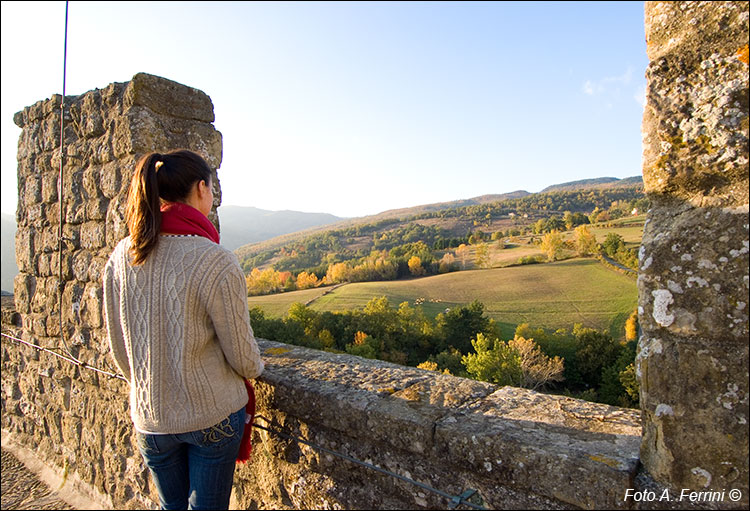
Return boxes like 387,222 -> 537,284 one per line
1,2 -> 749,509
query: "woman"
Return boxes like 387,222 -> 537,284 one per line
103,149 -> 264,510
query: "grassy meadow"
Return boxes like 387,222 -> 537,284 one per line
248,257 -> 637,340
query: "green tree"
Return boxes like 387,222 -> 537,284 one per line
436,300 -> 496,354
602,233 -> 625,258
619,363 -> 640,406
573,325 -> 621,388
462,333 -> 523,386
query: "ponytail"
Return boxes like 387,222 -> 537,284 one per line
125,149 -> 214,265
126,153 -> 163,265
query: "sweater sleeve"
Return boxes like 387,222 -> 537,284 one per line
103,256 -> 132,383
206,257 -> 265,380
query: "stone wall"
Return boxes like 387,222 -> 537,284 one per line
637,0 -> 749,506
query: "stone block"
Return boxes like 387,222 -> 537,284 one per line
13,274 -> 35,314
72,251 -> 92,282
88,256 -> 108,284
14,229 -> 35,273
80,221 -> 106,250
105,195 -> 129,247
61,281 -> 84,325
86,197 -> 109,221
639,1 -> 749,504
23,174 -> 42,204
125,106 -> 170,153
435,386 -> 641,509
638,335 -> 749,496
99,161 -> 121,198
123,72 -> 215,123
81,283 -> 103,329
257,341 -> 432,449
61,223 -> 81,251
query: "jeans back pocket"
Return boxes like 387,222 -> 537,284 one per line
195,408 -> 244,448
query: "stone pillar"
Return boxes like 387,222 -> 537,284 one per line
638,1 -> 749,505
9,73 -> 223,504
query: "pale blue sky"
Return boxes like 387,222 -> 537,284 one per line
1,1 -> 647,218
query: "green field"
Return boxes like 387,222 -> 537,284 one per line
247,287 -> 329,317
248,258 -> 637,340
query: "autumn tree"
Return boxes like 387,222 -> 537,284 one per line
438,252 -> 457,273
246,267 -> 285,295
408,255 -> 425,276
573,224 -> 597,256
296,271 -> 320,290
325,262 -> 350,284
625,310 -> 639,341
417,360 -> 439,371
455,244 -> 470,269
474,243 -> 490,269
540,230 -> 564,262
507,335 -> 565,390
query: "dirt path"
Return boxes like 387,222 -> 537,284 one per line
304,283 -> 346,306
1,448 -> 74,510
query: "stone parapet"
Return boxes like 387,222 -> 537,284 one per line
244,340 -> 643,509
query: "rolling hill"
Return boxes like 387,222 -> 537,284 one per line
235,179 -> 646,275
248,258 -> 638,340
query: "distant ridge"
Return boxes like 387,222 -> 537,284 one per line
218,205 -> 343,251
233,176 -> 644,258
541,176 -> 642,193
233,190 -> 534,260
356,190 -> 532,222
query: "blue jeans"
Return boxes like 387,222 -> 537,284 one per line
136,407 -> 246,510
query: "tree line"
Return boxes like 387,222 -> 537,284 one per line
249,297 -> 640,408
240,187 -> 647,273
241,189 -> 647,294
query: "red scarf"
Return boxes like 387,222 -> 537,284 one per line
160,201 -> 256,464
160,202 -> 220,243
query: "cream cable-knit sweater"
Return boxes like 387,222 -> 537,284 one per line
103,235 -> 264,434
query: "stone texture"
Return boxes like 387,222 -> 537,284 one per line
639,1 -> 749,507
236,340 -> 643,510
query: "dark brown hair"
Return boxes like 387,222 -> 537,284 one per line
125,149 -> 213,265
